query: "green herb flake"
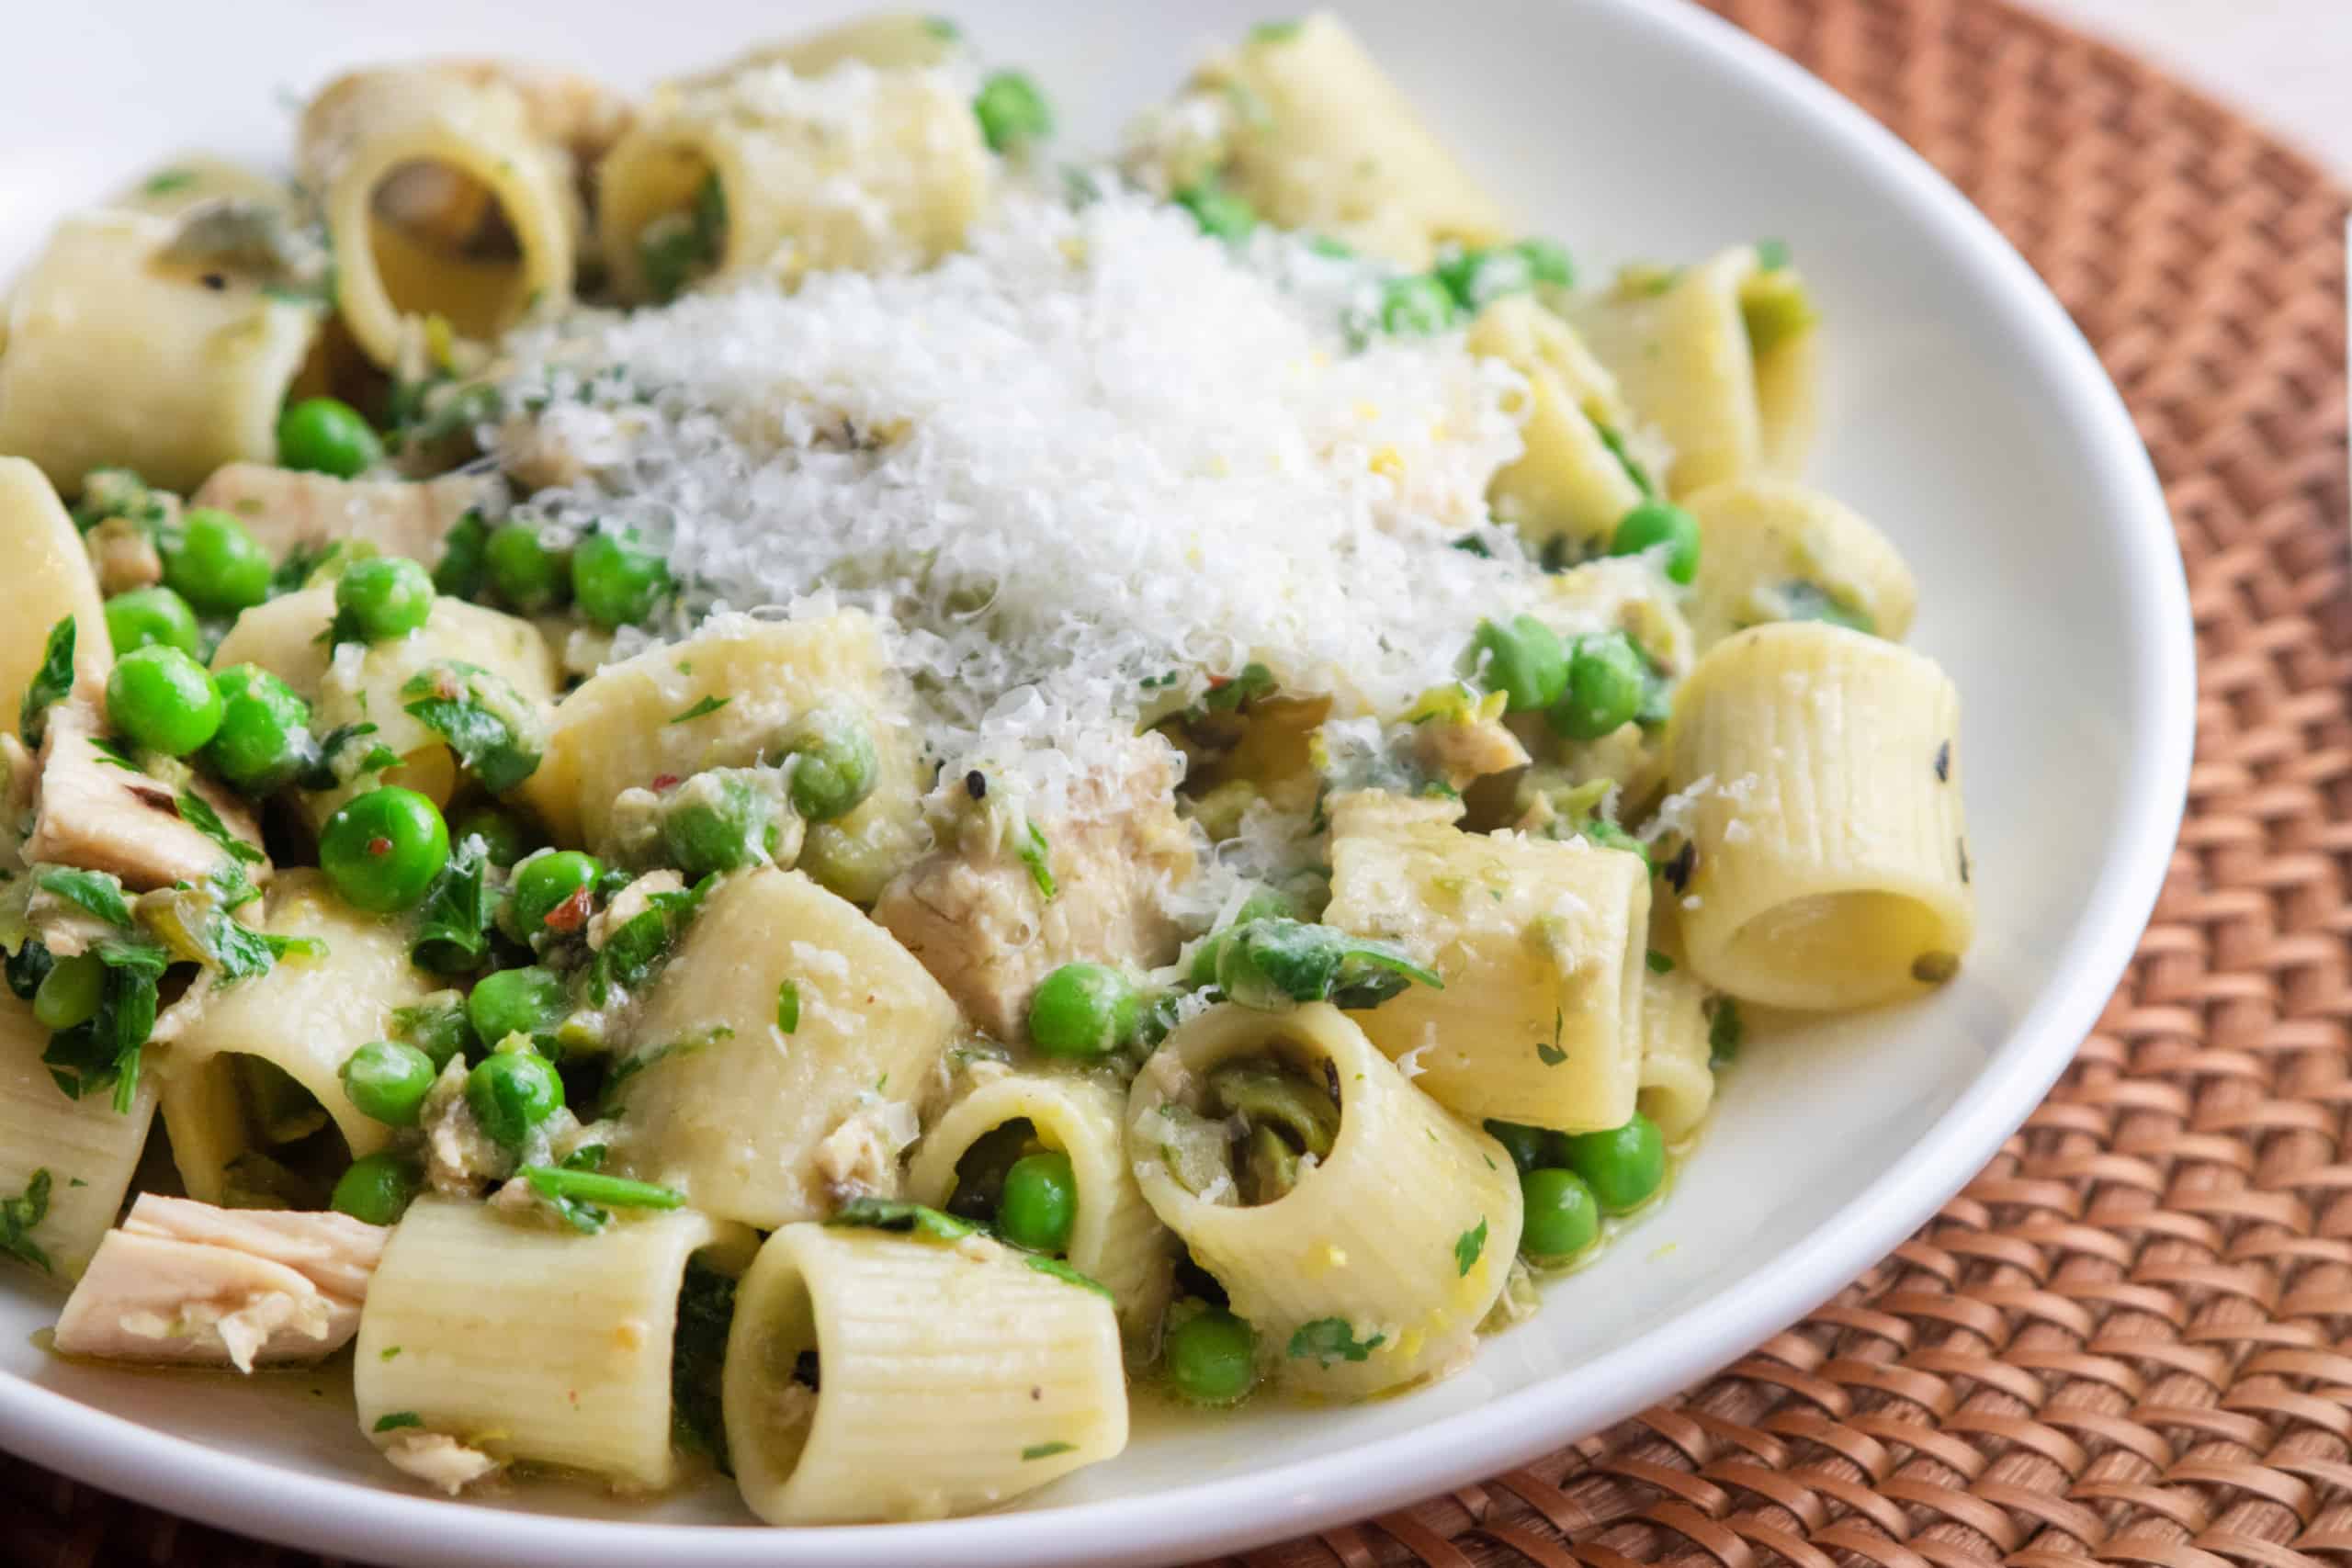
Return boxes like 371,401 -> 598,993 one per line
520,1163 -> 684,1234
43,936 -> 168,1113
1019,820 -> 1057,901
672,1259 -> 737,1472
1536,1009 -> 1568,1067
176,792 -> 265,868
401,660 -> 545,794
38,868 -> 132,929
379,1346 -> 401,1362
1287,1316 -> 1385,1367
668,695 -> 730,725
1024,1255 -> 1114,1301
1646,950 -> 1675,975
411,837 -> 494,975
1022,1440 -> 1078,1461
775,979 -> 800,1034
0,1169 -> 53,1274
1454,1218 -> 1487,1278
18,618 -> 75,748
372,1412 -> 424,1433
1707,997 -> 1743,1069
827,1197 -> 978,1245
141,168 -> 198,197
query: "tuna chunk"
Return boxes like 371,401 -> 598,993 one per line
190,463 -> 489,571
53,1195 -> 386,1372
23,703 -> 266,892
380,1431 -> 503,1495
875,739 -> 1194,1041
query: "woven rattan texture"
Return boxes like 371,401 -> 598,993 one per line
4,0 -> 2346,1564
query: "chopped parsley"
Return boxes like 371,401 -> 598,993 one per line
827,1198 -> 978,1245
0,1169 -> 53,1274
1707,997 -> 1743,1069
775,979 -> 799,1034
372,1412 -> 424,1433
1536,1009 -> 1568,1067
1022,1440 -> 1078,1461
411,836 -> 494,975
1287,1317 -> 1385,1367
43,936 -> 168,1112
37,867 -> 132,929
1646,950 -> 1675,975
1024,1255 -> 1114,1301
520,1156 -> 684,1235
1454,1219 -> 1487,1278
401,661 -> 545,794
672,1259 -> 737,1472
1019,820 -> 1057,901
668,695 -> 730,725
18,617 -> 76,749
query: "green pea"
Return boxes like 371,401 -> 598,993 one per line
786,716 -> 877,822
510,852 -> 602,934
1166,1307 -> 1257,1404
1548,633 -> 1645,740
467,965 -> 568,1050
1483,1119 -> 1556,1175
997,1149 -> 1077,1253
1467,614 -> 1568,712
105,644 -> 223,757
319,786 -> 451,913
331,1151 -> 423,1226
1380,275 -> 1457,335
339,1039 -> 437,1127
1173,182 -> 1256,243
571,527 -> 671,628
334,556 -> 435,642
277,397 -> 382,479
972,69 -> 1052,154
464,1046 -> 564,1149
1028,963 -> 1138,1059
662,776 -> 778,879
31,953 -> 104,1032
485,522 -> 571,614
1560,1112 -> 1666,1214
104,586 -> 201,656
161,507 -> 271,615
1608,501 -> 1702,585
203,664 -> 313,795
1519,1167 -> 1600,1259
450,803 -> 532,866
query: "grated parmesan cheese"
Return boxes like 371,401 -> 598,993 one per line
494,185 -> 1549,798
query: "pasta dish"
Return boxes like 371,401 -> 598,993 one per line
0,11 -> 1973,1523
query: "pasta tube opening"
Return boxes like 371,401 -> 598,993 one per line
365,159 -> 536,344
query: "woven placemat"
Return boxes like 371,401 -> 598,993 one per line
9,0 -> 2349,1563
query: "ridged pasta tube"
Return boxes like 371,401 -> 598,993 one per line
1325,790 -> 1653,1134
1127,1000 -> 1521,1399
1470,297 -> 1648,556
1680,478 -> 1918,649
210,586 -> 556,824
299,64 -> 583,367
723,1221 -> 1127,1523
1192,13 -> 1508,268
906,1070 -> 1174,1353
611,866 -> 958,1228
521,611 -> 922,903
156,871 -> 432,1204
1664,622 -> 1974,1010
0,211 -> 321,494
0,460 -> 112,737
675,13 -> 962,87
1635,969 -> 1715,1144
1568,245 -> 1818,496
597,61 -> 989,303
0,994 -> 158,1282
354,1199 -> 755,1491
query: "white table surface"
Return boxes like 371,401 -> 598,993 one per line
2031,0 -> 2352,175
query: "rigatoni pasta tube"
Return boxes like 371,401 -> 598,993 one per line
1469,297 -> 1647,557
155,871 -> 432,1205
722,1221 -> 1127,1524
905,1070 -> 1174,1353
1681,479 -> 1917,649
1635,969 -> 1715,1144
0,211 -> 321,494
1568,245 -> 1818,497
1127,1000 -> 1521,1399
354,1199 -> 754,1490
1665,622 -> 1973,1010
610,866 -> 958,1228
299,64 -> 582,367
675,13 -> 962,88
597,62 -> 989,303
0,993 -> 158,1282
522,611 -> 922,903
0,460 -> 112,737
1325,790 -> 1653,1134
1194,13 -> 1507,269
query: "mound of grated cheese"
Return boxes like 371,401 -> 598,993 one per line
495,183 -> 1552,783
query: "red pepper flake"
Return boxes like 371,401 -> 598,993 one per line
650,773 -> 681,793
543,886 -> 593,932
368,836 -> 393,857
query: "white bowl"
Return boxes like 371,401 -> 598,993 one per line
0,1 -> 2191,1563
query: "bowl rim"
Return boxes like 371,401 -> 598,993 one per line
0,1 -> 2194,1563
